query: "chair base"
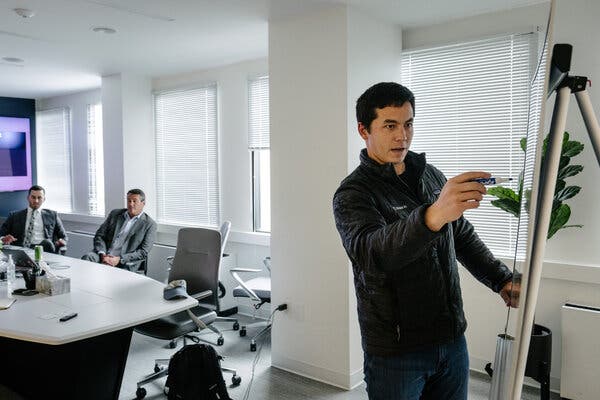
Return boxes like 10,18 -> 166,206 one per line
240,322 -> 272,351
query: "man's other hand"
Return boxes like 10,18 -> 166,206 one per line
102,255 -> 121,267
500,280 -> 520,308
425,171 -> 490,231
1,234 -> 17,245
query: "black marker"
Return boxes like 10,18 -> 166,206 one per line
59,312 -> 78,322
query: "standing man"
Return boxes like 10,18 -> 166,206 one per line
333,82 -> 519,400
0,185 -> 67,253
82,189 -> 156,273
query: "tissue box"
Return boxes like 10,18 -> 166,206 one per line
36,275 -> 71,296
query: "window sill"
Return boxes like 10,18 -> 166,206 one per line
497,257 -> 600,285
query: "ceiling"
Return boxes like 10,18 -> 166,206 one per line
0,0 -> 547,99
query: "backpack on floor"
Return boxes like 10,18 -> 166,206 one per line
165,343 -> 232,400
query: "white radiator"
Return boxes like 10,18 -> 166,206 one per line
561,303 -> 600,399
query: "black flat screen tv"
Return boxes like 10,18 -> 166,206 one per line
0,116 -> 32,192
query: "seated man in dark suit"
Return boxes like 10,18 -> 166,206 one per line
0,185 -> 67,253
82,188 -> 157,273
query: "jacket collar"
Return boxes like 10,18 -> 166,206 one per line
359,148 -> 427,178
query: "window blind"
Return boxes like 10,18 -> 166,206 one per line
154,85 -> 219,226
248,76 -> 270,150
401,33 -> 543,258
87,103 -> 105,216
36,107 -> 73,213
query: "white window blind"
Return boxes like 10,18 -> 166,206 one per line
248,76 -> 270,150
248,76 -> 271,232
154,85 -> 219,226
401,33 -> 543,258
36,108 -> 72,212
87,103 -> 105,216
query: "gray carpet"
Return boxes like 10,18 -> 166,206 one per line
119,315 -> 558,400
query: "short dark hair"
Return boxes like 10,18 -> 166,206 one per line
28,185 -> 45,196
356,82 -> 415,131
127,188 -> 146,202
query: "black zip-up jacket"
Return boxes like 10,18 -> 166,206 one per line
333,149 -> 513,356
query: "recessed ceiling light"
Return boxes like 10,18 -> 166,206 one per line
2,57 -> 24,63
92,26 -> 117,34
13,8 -> 35,18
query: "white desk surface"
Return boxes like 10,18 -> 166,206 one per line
0,248 -> 196,345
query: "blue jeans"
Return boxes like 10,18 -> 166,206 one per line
363,335 -> 469,400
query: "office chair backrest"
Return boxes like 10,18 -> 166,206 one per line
169,227 -> 222,306
219,221 -> 231,256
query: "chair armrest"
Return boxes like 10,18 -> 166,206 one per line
192,289 -> 213,302
230,268 -> 261,273
229,270 -> 261,302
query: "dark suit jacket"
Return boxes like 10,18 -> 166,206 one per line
0,208 -> 68,248
93,209 -> 157,273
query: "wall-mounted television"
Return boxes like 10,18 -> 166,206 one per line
0,116 -> 32,192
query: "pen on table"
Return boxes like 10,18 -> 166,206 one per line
59,312 -> 78,322
473,177 -> 513,185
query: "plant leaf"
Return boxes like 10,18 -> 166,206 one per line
548,204 -> 571,239
563,141 -> 584,157
558,165 -> 584,180
554,179 -> 566,194
555,186 -> 581,201
487,186 -> 519,202
491,199 -> 520,218
520,137 -> 527,152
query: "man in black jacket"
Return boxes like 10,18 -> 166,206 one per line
333,82 -> 518,400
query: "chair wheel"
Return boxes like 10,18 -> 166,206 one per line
250,342 -> 257,352
154,364 -> 161,373
217,336 -> 224,346
136,387 -> 147,399
233,321 -> 240,330
169,340 -> 177,349
232,374 -> 242,386
240,327 -> 247,337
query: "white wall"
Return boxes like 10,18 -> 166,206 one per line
269,4 -> 401,389
37,89 -> 101,214
404,0 -> 600,392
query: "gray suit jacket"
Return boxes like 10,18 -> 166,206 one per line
93,209 -> 157,273
0,208 -> 67,248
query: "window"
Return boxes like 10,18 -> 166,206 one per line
154,86 -> 219,226
36,107 -> 73,212
87,103 -> 105,216
401,33 -> 544,258
248,76 -> 270,232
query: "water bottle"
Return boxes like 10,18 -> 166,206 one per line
6,255 -> 16,298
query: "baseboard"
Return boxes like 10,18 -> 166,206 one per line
271,354 -> 363,390
469,355 -> 560,394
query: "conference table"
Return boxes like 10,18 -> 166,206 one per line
0,247 -> 196,400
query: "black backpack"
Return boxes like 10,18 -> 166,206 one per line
165,344 -> 232,400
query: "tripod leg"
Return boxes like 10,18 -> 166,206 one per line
574,89 -> 600,167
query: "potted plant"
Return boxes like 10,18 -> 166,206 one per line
487,131 -> 584,239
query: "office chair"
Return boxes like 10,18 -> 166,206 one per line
231,256 -> 272,351
214,221 -> 239,324
134,228 -> 241,399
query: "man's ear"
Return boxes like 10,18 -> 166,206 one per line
358,122 -> 370,140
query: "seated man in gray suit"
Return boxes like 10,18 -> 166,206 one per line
82,188 -> 157,273
0,185 -> 67,253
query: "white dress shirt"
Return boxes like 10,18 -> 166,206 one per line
25,207 -> 45,245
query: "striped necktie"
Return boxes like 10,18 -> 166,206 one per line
23,210 -> 37,248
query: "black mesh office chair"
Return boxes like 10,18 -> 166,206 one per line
133,228 -> 240,399
231,256 -> 272,351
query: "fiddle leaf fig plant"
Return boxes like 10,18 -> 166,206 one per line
487,131 -> 584,239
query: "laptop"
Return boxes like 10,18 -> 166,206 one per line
1,248 -> 37,271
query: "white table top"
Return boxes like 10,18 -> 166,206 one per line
0,248 -> 196,345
